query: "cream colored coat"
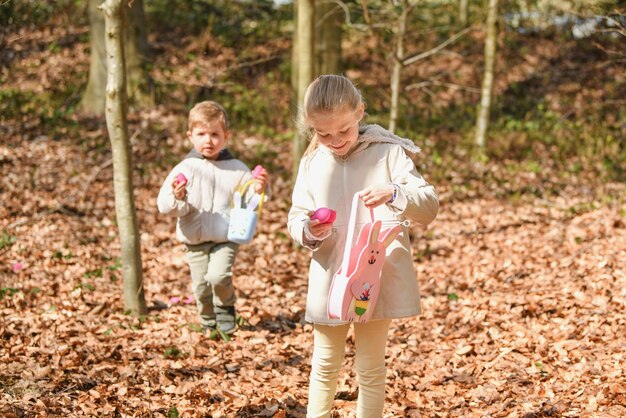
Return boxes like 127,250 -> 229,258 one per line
157,153 -> 254,245
288,127 -> 439,324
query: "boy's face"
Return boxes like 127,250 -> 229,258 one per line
187,120 -> 229,160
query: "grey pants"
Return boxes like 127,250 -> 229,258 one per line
184,241 -> 238,327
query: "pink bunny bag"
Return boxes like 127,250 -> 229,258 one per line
327,192 -> 402,323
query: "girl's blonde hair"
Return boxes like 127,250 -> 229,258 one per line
300,75 -> 364,156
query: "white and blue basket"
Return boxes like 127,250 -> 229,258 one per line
227,180 -> 264,245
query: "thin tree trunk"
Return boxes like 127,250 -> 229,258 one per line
459,0 -> 469,27
81,0 -> 152,115
475,0 -> 498,149
315,1 -> 343,75
125,0 -> 153,106
291,0 -> 299,111
293,0 -> 315,181
102,0 -> 147,316
81,0 -> 107,115
389,1 -> 409,133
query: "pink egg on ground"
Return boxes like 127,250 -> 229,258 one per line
311,207 -> 336,224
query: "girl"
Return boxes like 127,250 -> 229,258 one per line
287,75 -> 439,417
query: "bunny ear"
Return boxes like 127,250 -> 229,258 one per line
233,191 -> 242,208
368,221 -> 381,244
247,194 -> 261,211
380,225 -> 402,248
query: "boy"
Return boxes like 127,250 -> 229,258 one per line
157,101 -> 269,334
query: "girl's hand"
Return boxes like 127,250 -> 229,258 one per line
253,168 -> 269,194
308,217 -> 334,238
359,184 -> 395,208
172,178 -> 187,200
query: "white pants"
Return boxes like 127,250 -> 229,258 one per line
307,319 -> 391,418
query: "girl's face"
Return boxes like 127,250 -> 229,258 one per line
308,104 -> 364,156
187,120 -> 230,160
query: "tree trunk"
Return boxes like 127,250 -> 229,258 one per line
293,0 -> 315,181
81,0 -> 153,116
459,0 -> 469,27
124,0 -> 152,106
315,1 -> 342,75
291,0 -> 299,111
389,1 -> 409,133
102,0 -> 147,316
81,0 -> 107,115
475,0 -> 498,149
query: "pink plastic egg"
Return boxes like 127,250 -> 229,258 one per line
311,207 -> 336,224
252,165 -> 263,179
175,173 -> 187,184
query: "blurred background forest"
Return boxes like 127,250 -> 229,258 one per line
2,0 -> 624,177
1,0 -> 625,417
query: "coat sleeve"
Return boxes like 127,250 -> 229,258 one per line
287,158 -> 321,250
387,145 -> 439,226
157,163 -> 192,217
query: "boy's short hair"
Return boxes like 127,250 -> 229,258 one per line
188,101 -> 229,131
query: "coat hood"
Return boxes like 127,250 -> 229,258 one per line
357,124 -> 421,156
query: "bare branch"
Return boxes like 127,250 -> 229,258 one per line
406,80 -> 481,94
402,25 -> 474,66
315,0 -> 373,32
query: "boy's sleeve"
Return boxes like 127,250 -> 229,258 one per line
157,165 -> 191,217
387,145 -> 439,226
287,159 -> 321,250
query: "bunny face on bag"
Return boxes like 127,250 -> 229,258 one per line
227,190 -> 261,245
327,193 -> 403,323
343,220 -> 401,323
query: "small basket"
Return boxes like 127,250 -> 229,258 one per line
227,179 -> 264,245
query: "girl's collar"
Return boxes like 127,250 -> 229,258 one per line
184,148 -> 235,161
319,124 -> 421,160
357,124 -> 421,155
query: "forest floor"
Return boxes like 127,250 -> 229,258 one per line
2,16 -> 626,418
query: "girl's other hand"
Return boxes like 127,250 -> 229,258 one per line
253,168 -> 269,194
172,178 -> 187,200
359,184 -> 395,208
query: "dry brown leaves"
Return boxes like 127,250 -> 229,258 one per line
2,116 -> 625,416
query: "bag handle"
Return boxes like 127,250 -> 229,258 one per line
235,179 -> 266,216
340,193 -> 374,275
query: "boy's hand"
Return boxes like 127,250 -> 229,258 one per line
253,167 -> 269,194
359,184 -> 395,208
172,178 -> 187,200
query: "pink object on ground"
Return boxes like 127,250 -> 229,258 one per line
175,173 -> 187,185
169,295 -> 194,305
252,165 -> 264,179
311,207 -> 336,224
